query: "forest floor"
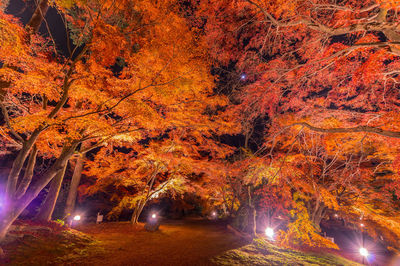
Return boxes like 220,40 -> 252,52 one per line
4,218 -> 373,265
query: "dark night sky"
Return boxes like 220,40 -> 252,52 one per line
6,0 -> 72,57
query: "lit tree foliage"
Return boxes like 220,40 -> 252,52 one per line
195,0 -> 400,249
0,0 -> 236,240
84,128 -> 234,223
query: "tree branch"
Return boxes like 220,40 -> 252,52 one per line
290,122 -> 400,139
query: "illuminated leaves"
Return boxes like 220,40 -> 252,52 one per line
279,200 -> 339,250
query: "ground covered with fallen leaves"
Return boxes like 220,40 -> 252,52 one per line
4,219 -> 364,265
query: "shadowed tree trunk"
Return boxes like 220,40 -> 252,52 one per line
248,186 -> 256,237
131,199 -> 147,224
64,148 -> 86,218
15,145 -> 38,197
307,199 -> 326,232
35,162 -> 68,221
26,0 -> 49,35
131,167 -> 159,224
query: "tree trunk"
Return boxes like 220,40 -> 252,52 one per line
0,214 -> 14,242
35,162 -> 68,221
131,199 -> 146,224
309,201 -> 325,231
0,144 -> 77,242
64,150 -> 85,217
5,132 -> 41,204
248,186 -> 256,237
26,0 -> 49,34
130,169 -> 158,224
15,145 -> 38,198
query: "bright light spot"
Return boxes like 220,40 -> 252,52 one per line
240,74 -> 246,80
265,227 -> 274,238
360,247 -> 369,257
73,215 -> 81,221
334,214 -> 338,218
151,213 -> 156,219
212,211 -> 216,216
360,223 -> 364,227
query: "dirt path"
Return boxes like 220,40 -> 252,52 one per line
77,219 -> 248,266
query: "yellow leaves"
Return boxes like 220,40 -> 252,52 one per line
376,0 -> 400,9
319,187 -> 339,210
279,200 -> 339,249
53,0 -> 76,9
11,111 -> 52,133
0,14 -> 28,60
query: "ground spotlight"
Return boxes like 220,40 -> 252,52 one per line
360,247 -> 369,257
265,227 -> 274,239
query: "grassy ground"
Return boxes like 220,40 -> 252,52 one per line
4,219 -> 363,265
212,238 -> 362,266
4,227 -> 103,265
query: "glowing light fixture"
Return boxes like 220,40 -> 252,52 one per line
334,214 -> 338,218
360,223 -> 364,227
265,227 -> 274,239
359,247 -> 369,257
151,213 -> 157,219
212,211 -> 216,217
240,74 -> 247,80
73,215 -> 81,221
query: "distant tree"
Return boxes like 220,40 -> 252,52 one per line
270,126 -> 400,249
84,126 -> 235,224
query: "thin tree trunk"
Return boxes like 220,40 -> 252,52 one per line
248,186 -> 256,237
15,145 -> 38,198
35,162 -> 68,221
6,132 -> 41,200
130,168 -> 158,224
64,150 -> 85,217
130,200 -> 141,224
131,199 -> 147,224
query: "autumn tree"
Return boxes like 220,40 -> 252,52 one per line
194,0 -> 400,248
264,123 -> 400,248
84,120 -> 235,224
0,0 -> 233,241
199,0 -> 400,135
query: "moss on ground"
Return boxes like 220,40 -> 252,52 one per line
4,227 -> 104,265
212,238 -> 361,266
